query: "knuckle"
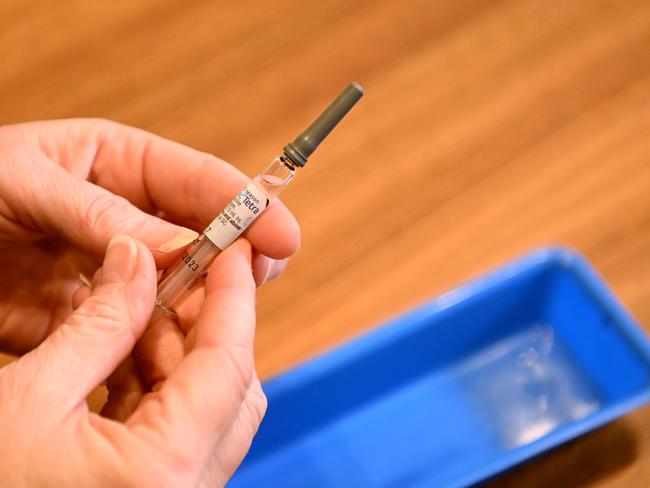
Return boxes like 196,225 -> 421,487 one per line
239,378 -> 267,440
81,289 -> 124,317
69,293 -> 135,342
83,192 -> 135,235
249,379 -> 268,427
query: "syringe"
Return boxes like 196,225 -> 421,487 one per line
155,82 -> 364,318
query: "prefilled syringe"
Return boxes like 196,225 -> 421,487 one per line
155,82 -> 364,318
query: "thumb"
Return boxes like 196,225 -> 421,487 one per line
20,235 -> 156,417
4,144 -> 197,262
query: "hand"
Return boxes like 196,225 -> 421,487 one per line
0,235 -> 265,486
0,118 -> 300,484
0,118 -> 299,355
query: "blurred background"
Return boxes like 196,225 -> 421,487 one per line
1,0 -> 649,486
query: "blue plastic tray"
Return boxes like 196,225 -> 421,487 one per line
230,247 -> 650,488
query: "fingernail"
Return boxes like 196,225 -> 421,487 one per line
266,259 -> 288,282
79,272 -> 92,288
155,229 -> 199,254
261,261 -> 273,284
252,253 -> 272,286
101,235 -> 137,284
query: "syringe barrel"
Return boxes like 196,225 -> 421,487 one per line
155,235 -> 221,318
154,155 -> 296,317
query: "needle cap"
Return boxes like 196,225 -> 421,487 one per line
284,82 -> 364,167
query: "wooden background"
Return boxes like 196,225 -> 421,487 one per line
1,0 -> 649,486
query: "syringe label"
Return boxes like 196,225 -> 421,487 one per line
204,181 -> 269,250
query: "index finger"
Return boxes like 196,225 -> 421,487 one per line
0,119 -> 300,259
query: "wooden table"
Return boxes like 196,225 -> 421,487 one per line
1,1 -> 649,485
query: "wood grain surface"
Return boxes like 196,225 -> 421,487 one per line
1,0 -> 649,486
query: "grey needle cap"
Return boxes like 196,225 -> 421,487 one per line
284,82 -> 364,167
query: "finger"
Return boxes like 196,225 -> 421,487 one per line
0,140 -> 198,264
72,266 -> 104,308
101,356 -> 148,421
190,239 -> 256,352
1,119 -> 300,259
72,285 -> 91,309
266,258 -> 288,282
89,262 -> 189,391
133,312 -> 186,390
21,235 -> 156,414
128,239 -> 256,451
252,252 -> 272,286
90,267 -> 102,287
252,253 -> 289,286
174,283 -> 205,334
132,274 -> 206,390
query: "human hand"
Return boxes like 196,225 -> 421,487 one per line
0,235 -> 265,486
0,118 -> 299,355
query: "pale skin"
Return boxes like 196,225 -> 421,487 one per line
0,119 -> 301,486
